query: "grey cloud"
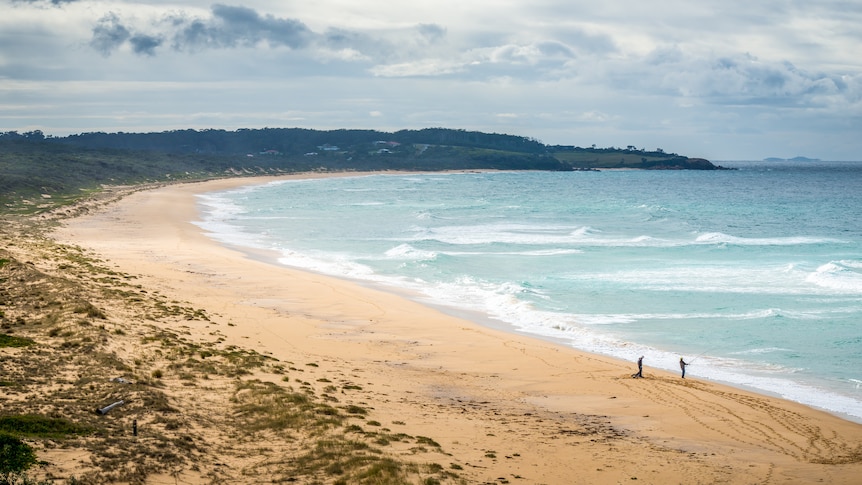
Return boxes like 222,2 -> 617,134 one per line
332,23 -> 448,64
90,13 -> 131,56
417,24 -> 446,43
171,4 -> 312,50
535,41 -> 575,58
488,42 -> 574,65
89,13 -> 163,57
130,34 -> 163,56
86,4 -> 318,57
323,28 -> 381,52
645,46 -> 685,66
370,38 -> 579,80
171,19 -> 213,49
560,29 -> 616,55
12,0 -> 79,5
641,51 -> 858,108
482,40 -> 576,76
704,57 -> 846,104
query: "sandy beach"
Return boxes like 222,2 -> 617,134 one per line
50,174 -> 862,484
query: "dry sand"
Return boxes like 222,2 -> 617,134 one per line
52,174 -> 862,484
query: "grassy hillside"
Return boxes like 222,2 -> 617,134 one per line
550,148 -> 716,170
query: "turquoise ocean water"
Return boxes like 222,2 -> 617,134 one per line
195,162 -> 862,422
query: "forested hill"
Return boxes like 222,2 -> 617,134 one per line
1,127 -> 725,213
52,128 -> 551,157
4,127 -> 719,170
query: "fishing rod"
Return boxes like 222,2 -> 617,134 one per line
686,348 -> 714,365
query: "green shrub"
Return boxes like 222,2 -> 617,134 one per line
0,434 -> 37,473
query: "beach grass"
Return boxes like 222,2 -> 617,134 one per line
0,201 -> 463,484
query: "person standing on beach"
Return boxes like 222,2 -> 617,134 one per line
679,357 -> 688,378
633,356 -> 644,378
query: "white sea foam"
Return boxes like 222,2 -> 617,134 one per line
561,308 -> 822,325
516,248 -> 584,256
807,260 -> 862,292
730,347 -> 794,355
571,314 -> 639,325
406,225 -> 838,249
383,244 -> 438,261
439,248 -> 583,257
412,223 -> 589,245
410,223 -> 672,247
193,193 -> 274,251
276,249 -> 378,280
695,232 -> 837,246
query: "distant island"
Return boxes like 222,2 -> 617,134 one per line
1,127 -> 730,213
763,156 -> 821,162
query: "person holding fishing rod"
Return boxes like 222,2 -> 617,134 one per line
679,357 -> 689,378
680,350 -> 711,378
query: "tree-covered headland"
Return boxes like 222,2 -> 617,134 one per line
1,127 -> 727,213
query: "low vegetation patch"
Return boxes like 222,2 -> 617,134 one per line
231,379 -> 342,434
0,335 -> 35,348
0,415 -> 90,440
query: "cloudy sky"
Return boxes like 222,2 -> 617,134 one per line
1,0 -> 860,160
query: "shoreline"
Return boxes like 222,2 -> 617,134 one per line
52,173 -> 862,483
196,172 -> 862,425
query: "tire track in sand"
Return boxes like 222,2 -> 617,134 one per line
619,375 -> 862,464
